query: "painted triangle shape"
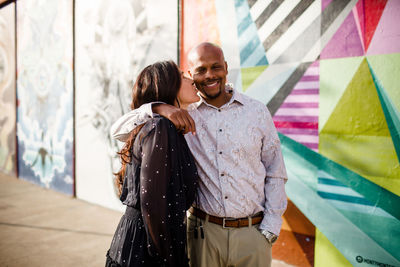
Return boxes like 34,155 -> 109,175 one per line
364,0 -> 388,51
241,65 -> 268,92
321,58 -> 390,136
366,54 -> 400,112
355,0 -> 366,47
367,0 -> 400,55
353,1 -> 366,52
367,60 -> 400,162
319,58 -> 400,196
319,57 -> 364,130
320,11 -> 364,59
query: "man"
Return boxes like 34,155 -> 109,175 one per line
111,42 -> 287,267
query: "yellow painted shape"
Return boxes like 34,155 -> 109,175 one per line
367,53 -> 400,113
321,59 -> 390,136
319,134 -> 400,196
241,65 -> 268,92
319,56 -> 364,130
315,229 -> 351,267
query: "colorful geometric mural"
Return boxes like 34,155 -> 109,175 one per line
281,134 -> 400,266
75,0 -> 178,210
0,2 -> 16,175
16,0 -> 74,195
1,0 -> 399,264
182,0 -> 400,266
273,61 -> 319,152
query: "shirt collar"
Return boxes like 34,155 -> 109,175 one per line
190,83 -> 245,110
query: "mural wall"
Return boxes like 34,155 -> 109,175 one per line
0,2 -> 16,175
75,0 -> 178,210
1,0 -> 178,204
1,0 -> 399,265
182,0 -> 400,266
16,0 -> 74,195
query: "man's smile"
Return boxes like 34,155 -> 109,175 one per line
203,80 -> 220,89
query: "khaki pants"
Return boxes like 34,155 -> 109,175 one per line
187,213 -> 272,267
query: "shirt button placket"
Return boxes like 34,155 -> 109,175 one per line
216,107 -> 228,212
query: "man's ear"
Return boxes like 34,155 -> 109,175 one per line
225,61 -> 228,74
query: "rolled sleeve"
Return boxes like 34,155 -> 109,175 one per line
110,102 -> 162,142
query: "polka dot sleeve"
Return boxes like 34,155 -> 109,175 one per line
139,118 -> 180,266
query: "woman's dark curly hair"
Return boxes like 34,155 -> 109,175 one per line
115,60 -> 182,195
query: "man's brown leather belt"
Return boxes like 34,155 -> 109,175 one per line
189,207 -> 263,228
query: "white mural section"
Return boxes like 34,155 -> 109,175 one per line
0,3 -> 16,175
75,0 -> 178,210
17,0 -> 74,195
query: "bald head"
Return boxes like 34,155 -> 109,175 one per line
188,42 -> 225,69
186,42 -> 228,105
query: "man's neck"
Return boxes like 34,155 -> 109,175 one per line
204,91 -> 232,108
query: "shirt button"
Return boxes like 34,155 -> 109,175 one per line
219,129 -> 222,132
221,173 -> 224,176
218,109 -> 221,112
224,196 -> 228,199
219,151 -> 222,154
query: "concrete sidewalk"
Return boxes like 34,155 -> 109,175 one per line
0,172 -> 123,267
0,173 -> 292,267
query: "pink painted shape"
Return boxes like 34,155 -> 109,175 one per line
367,0 -> 400,55
300,75 -> 319,82
353,5 -> 365,52
311,60 -> 319,67
355,0 -> 366,48
273,60 -> 320,149
322,0 -> 334,11
320,12 -> 364,59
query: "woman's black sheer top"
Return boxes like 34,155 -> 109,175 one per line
120,116 -> 198,266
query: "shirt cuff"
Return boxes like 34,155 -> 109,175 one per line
259,213 -> 283,236
260,178 -> 287,236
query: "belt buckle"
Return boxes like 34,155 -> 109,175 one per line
222,218 -> 237,228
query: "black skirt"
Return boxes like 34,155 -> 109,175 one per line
106,206 -> 162,267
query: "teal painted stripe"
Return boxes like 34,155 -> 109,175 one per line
367,60 -> 400,163
256,56 -> 268,66
282,134 -> 400,262
279,133 -> 400,220
235,0 -> 250,21
234,0 -> 268,67
317,191 -> 373,206
242,43 -> 268,67
240,38 -> 260,64
234,0 -> 244,8
238,13 -> 252,36
318,177 -> 347,187
285,166 -> 400,265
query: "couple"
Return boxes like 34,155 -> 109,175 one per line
106,42 -> 288,267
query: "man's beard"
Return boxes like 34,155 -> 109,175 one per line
198,80 -> 223,99
202,88 -> 222,99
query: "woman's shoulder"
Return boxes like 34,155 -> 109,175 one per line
138,116 -> 177,141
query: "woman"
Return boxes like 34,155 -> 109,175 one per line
106,61 -> 200,267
